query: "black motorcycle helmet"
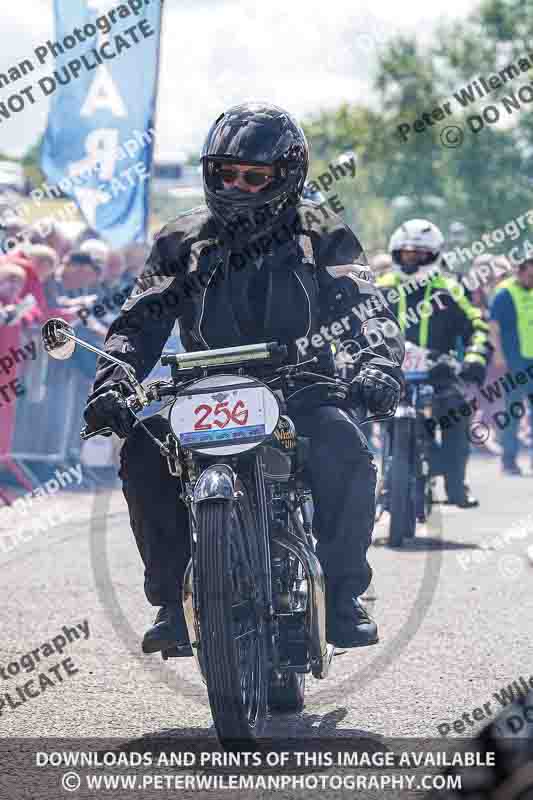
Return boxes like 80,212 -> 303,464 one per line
201,102 -> 309,241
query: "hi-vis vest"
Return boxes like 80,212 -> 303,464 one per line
376,270 -> 487,361
495,276 -> 533,359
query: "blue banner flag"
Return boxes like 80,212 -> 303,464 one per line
41,0 -> 163,246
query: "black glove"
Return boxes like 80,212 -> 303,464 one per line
428,359 -> 457,384
459,359 -> 486,386
83,389 -> 137,439
352,365 -> 401,415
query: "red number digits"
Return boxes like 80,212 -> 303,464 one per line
213,401 -> 232,428
231,400 -> 248,425
194,403 -> 212,430
193,399 -> 249,431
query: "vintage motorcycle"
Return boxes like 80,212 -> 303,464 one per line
375,342 -> 462,547
42,318 -> 395,750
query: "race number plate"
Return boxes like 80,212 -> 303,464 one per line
170,374 -> 280,455
402,342 -> 430,381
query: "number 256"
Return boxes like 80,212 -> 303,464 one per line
194,400 -> 248,430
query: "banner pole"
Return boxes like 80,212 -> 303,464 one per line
144,0 -> 166,242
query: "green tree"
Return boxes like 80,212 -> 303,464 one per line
303,105 -> 395,251
20,137 -> 44,188
373,14 -> 532,243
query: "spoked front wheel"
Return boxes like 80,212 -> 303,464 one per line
196,479 -> 270,750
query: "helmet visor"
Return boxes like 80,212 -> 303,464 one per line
205,157 -> 283,196
395,247 -> 437,270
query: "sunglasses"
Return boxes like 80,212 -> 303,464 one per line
217,167 -> 273,187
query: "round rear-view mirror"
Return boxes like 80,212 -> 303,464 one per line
41,318 -> 76,360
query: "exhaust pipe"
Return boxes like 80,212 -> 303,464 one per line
271,530 -> 334,679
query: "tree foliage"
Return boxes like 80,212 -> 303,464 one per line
302,0 -> 533,257
6,0 -> 533,260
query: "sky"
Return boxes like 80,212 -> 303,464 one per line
0,0 -> 477,160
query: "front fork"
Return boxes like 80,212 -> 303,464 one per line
414,414 -> 433,521
182,454 -> 332,683
396,413 -> 427,523
182,461 -> 239,682
378,402 -> 432,521
181,454 -> 276,684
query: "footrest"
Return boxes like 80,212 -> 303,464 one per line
161,644 -> 193,659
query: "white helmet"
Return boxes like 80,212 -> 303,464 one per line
389,218 -> 444,277
79,238 -> 110,268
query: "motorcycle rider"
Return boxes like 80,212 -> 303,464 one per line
377,219 -> 492,508
83,102 -> 404,655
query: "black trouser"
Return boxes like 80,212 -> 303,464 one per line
428,389 -> 471,500
119,406 -> 377,607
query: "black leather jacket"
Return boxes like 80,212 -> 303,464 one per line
89,201 -> 404,401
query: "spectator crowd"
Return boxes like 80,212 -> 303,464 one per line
0,204 -> 150,496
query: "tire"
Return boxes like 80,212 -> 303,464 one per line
196,479 -> 269,750
268,673 -> 305,712
414,417 -> 433,525
389,419 -> 417,547
375,425 -> 391,520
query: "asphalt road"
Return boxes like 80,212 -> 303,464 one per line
1,450 -> 533,798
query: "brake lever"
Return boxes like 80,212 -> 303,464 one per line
276,356 -> 319,375
358,408 -> 397,425
80,426 -> 113,441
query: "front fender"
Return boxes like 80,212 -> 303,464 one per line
193,464 -> 236,504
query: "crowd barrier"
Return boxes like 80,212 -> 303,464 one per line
5,332 -> 90,475
0,324 -> 186,489
11,350 -> 90,465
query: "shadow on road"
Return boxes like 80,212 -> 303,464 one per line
373,535 -> 481,551
116,708 -> 388,773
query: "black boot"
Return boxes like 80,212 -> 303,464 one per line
446,483 -> 479,508
326,582 -> 379,648
142,603 -> 193,655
